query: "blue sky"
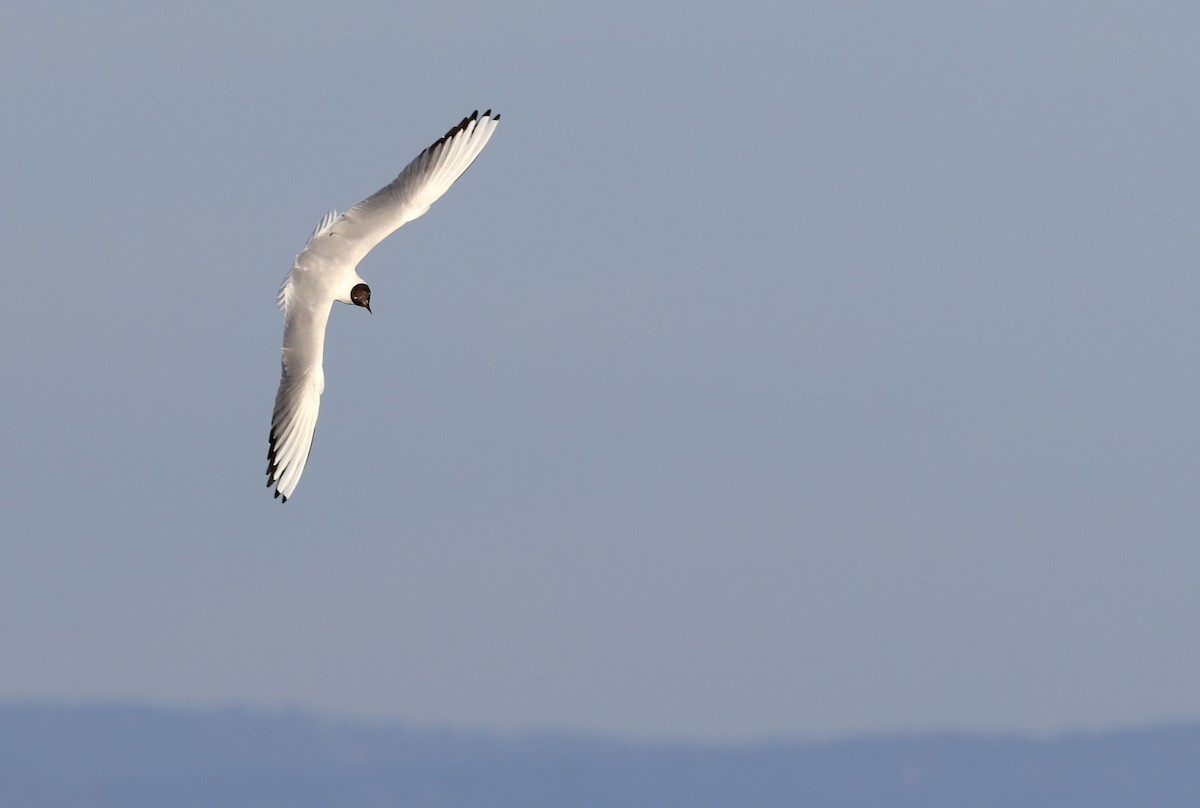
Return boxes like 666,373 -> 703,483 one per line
0,1 -> 1197,742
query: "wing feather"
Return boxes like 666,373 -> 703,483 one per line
267,302 -> 330,502
301,110 -> 500,268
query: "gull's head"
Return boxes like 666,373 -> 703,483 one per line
350,283 -> 372,314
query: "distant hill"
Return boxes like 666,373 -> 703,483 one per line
1,703 -> 1198,807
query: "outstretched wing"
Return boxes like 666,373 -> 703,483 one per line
300,110 -> 500,268
266,302 -> 331,502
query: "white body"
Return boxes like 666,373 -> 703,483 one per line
267,110 -> 500,502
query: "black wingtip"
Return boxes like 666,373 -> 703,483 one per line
421,110 -> 499,158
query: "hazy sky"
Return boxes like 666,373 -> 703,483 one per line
1,1 -> 1197,742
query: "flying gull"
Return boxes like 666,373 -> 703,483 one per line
267,110 -> 500,502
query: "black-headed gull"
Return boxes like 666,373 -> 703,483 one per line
267,110 -> 500,502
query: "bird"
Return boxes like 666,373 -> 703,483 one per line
266,109 -> 500,502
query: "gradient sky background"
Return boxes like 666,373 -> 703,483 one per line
1,1 -> 1197,743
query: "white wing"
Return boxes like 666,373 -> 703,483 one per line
267,302 -> 330,502
298,109 -> 500,269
